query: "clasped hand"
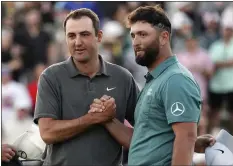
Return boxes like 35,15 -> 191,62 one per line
88,95 -> 116,124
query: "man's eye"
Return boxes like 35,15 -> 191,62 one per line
82,33 -> 89,36
140,33 -> 146,37
68,35 -> 75,38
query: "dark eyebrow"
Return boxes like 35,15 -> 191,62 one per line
130,31 -> 146,36
80,31 -> 91,34
67,30 -> 92,36
67,32 -> 75,36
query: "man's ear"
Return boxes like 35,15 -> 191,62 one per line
159,31 -> 169,46
97,30 -> 103,42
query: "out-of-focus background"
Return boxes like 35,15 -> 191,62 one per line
2,1 -> 233,144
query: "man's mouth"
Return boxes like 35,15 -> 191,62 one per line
75,49 -> 86,52
135,50 -> 144,56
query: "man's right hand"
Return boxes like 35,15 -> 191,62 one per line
88,96 -> 116,124
2,144 -> 16,162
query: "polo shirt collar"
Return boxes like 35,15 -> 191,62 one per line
144,56 -> 178,83
66,55 -> 110,78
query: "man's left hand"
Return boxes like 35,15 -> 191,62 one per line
195,134 -> 216,153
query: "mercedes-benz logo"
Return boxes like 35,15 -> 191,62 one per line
171,102 -> 185,116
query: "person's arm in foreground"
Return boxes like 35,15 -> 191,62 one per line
89,96 -> 134,149
35,72 -> 115,145
38,112 -> 114,145
89,76 -> 139,149
172,126 -> 216,165
104,118 -> 134,149
172,122 -> 197,165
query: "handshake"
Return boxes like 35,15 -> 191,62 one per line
88,95 -> 116,124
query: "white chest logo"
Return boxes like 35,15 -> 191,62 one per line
146,88 -> 153,96
107,87 -> 116,91
171,102 -> 185,116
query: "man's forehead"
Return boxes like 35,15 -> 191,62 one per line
66,17 -> 94,33
130,21 -> 154,33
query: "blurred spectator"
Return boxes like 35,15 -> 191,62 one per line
177,35 -> 214,135
2,2 -> 6,18
100,20 -> 125,64
100,20 -> 147,89
199,12 -> 221,50
13,2 -> 41,28
2,65 -> 33,144
123,46 -> 147,91
174,2 -> 204,34
198,2 -> 230,13
2,15 -> 15,30
13,8 -> 51,83
171,11 -> 193,54
110,2 -> 129,26
207,14 -> 233,134
99,2 -> 128,23
54,1 -> 103,26
40,2 -> 55,25
2,28 -> 23,81
27,63 -> 47,116
221,3 -> 233,27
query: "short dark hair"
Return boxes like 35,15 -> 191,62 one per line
63,8 -> 100,35
126,5 -> 171,34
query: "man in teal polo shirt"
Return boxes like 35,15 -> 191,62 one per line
126,6 -> 201,165
89,5 -> 215,166
126,5 -> 201,165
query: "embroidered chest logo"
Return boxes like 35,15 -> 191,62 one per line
146,88 -> 153,96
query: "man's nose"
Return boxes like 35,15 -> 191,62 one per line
75,36 -> 82,46
132,36 -> 140,47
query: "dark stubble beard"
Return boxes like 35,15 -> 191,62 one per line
135,39 -> 160,67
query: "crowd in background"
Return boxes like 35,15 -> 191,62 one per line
2,1 -> 233,144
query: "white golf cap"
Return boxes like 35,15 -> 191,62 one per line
205,129 -> 233,165
171,12 -> 193,30
102,21 -> 124,43
221,5 -> 233,29
13,124 -> 46,160
216,129 -> 233,153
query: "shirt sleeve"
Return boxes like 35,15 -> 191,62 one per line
125,76 -> 140,126
161,74 -> 201,125
33,69 -> 61,124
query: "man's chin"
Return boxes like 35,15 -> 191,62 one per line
135,57 -> 147,66
73,55 -> 90,64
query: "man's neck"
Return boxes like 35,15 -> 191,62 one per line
73,56 -> 100,78
148,48 -> 173,72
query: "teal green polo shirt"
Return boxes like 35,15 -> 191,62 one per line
128,56 -> 202,166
